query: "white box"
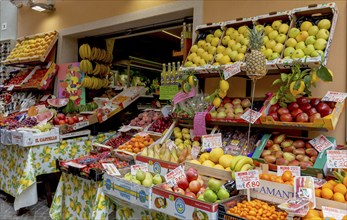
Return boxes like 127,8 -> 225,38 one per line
11,127 -> 60,147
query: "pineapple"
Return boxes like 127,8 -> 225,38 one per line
245,27 -> 267,80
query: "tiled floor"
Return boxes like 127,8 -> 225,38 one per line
0,190 -> 51,220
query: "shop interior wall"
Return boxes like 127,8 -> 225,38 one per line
204,0 -> 346,144
0,1 -> 17,40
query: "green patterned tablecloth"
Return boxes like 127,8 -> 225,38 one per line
49,172 -> 114,220
0,132 -> 114,210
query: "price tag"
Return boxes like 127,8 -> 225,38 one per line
166,140 -> 177,151
235,170 -> 260,190
131,163 -> 148,175
191,145 -> 201,160
309,135 -> 334,152
118,125 -> 132,132
65,161 -> 86,169
322,206 -> 347,220
241,109 -> 262,124
327,150 -> 347,168
201,133 -> 222,150
161,105 -> 173,117
102,115 -> 108,122
277,166 -> 301,177
164,166 -> 186,187
322,91 -> 347,103
102,163 -> 120,176
7,85 -> 14,91
73,121 -> 89,130
194,112 -> 207,137
137,131 -> 148,137
172,89 -> 195,105
223,62 -> 241,80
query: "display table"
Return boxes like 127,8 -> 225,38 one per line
49,172 -> 114,220
0,132 -> 112,210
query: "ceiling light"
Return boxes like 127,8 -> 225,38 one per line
30,2 -> 55,12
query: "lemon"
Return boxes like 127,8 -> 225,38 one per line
219,154 -> 234,168
213,97 -> 221,108
328,68 -> 334,80
202,160 -> 215,167
310,70 -> 319,84
218,89 -> 227,99
188,75 -> 197,87
214,164 -> 225,170
183,82 -> 191,93
199,152 -> 210,163
219,80 -> 229,91
190,160 -> 201,165
290,81 -> 305,97
209,147 -> 224,163
225,167 -> 231,171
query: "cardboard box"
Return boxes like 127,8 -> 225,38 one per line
59,114 -> 98,134
252,134 -> 336,177
11,127 -> 60,147
184,161 -> 232,182
277,3 -> 338,69
135,155 -> 180,176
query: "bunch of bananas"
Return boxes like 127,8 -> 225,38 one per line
81,76 -> 109,90
91,47 -> 113,63
229,155 -> 254,180
79,44 -> 92,60
80,59 -> 93,74
92,63 -> 111,76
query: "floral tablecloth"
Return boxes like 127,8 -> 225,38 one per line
49,172 -> 114,220
0,132 -> 114,210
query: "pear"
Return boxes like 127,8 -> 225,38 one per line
154,144 -> 161,152
124,173 -> 132,181
132,179 -> 141,185
148,147 -> 154,158
170,147 -> 179,163
145,172 -> 153,180
159,144 -> 166,159
153,174 -> 162,185
178,148 -> 188,163
141,147 -> 148,156
142,177 -> 153,187
154,150 -> 160,159
162,148 -> 171,161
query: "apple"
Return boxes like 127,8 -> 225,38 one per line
268,112 -> 279,121
289,28 -> 300,38
278,23 -> 289,34
67,117 -> 74,125
280,113 -> 293,122
285,38 -> 297,48
227,39 -> 236,48
174,187 -> 185,195
237,45 -> 247,54
189,180 -> 201,194
314,39 -> 327,50
264,26 -> 274,35
326,102 -> 336,109
256,24 -> 264,32
296,112 -> 309,122
268,30 -> 279,40
59,120 -> 66,125
241,38 -> 249,46
238,26 -> 248,35
284,47 -> 295,57
263,48 -> 273,58
186,167 -> 198,182
190,45 -> 198,53
288,102 -> 299,111
309,113 -> 321,122
211,37 -> 220,47
304,45 -> 315,56
300,103 -> 312,113
295,31 -> 309,42
235,34 -> 245,43
222,36 -> 231,46
277,107 -> 289,115
269,104 -> 280,113
208,46 -> 217,55
305,36 -> 316,45
269,52 -> 280,60
216,45 -> 225,54
275,34 -> 287,44
219,55 -> 231,65
241,99 -> 251,108
231,42 -> 241,51
263,36 -> 269,45
53,117 -> 60,125
310,98 -> 320,107
197,40 -> 206,48
292,49 -> 305,59
184,61 -> 193,67
210,110 -> 217,118
310,50 -> 321,57
217,111 -> 227,119
226,28 -> 235,36
318,19 -> 331,30
308,25 -> 319,36
316,29 -> 330,40
162,183 -> 173,191
296,41 -> 306,50
316,102 -> 332,117
177,178 -> 189,190
273,43 -> 284,53
235,53 -> 245,61
297,97 -> 309,106
203,43 -> 211,51
291,108 -> 303,118
57,113 -> 66,120
307,107 -> 318,116
300,21 -> 313,31
185,192 -> 196,199
272,20 -> 282,30
214,29 -> 223,38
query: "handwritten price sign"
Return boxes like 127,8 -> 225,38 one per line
223,62 -> 241,80
322,206 -> 347,220
235,170 -> 260,190
241,109 -> 262,124
164,166 -> 186,187
277,166 -> 301,177
322,91 -> 347,103
131,163 -> 148,175
327,150 -> 347,168
201,133 -> 222,150
309,135 -> 334,152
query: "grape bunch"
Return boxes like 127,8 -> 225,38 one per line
8,117 -> 38,130
33,123 -> 52,132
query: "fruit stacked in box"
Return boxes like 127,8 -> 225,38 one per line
52,113 -> 88,126
101,133 -> 133,151
117,134 -> 155,154
214,18 -> 253,65
123,170 -> 164,187
315,170 -> 347,204
128,110 -> 163,128
184,23 -> 223,67
4,69 -> 31,87
147,116 -> 173,134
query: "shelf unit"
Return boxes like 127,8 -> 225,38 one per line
0,39 -> 16,85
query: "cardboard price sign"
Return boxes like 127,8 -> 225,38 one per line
102,163 -> 120,176
277,166 -> 301,177
164,166 -> 186,187
327,150 -> 347,168
191,145 -> 201,160
322,91 -> 347,103
201,133 -> 222,150
65,161 -> 86,169
235,170 -> 260,190
131,163 -> 148,175
73,121 -> 89,130
322,206 -> 347,220
223,62 -> 241,80
309,135 -> 334,152
241,109 -> 262,124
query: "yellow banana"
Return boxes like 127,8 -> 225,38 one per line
240,163 -> 254,171
230,155 -> 244,170
79,44 -> 86,59
93,63 -> 100,75
87,60 -> 93,74
234,157 -> 253,172
91,47 -> 97,61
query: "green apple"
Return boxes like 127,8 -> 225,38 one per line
193,56 -> 201,65
265,39 -> 276,49
292,49 -> 305,59
231,30 -> 239,40
226,27 -> 235,36
256,24 -> 264,32
288,28 -> 300,38
219,55 -> 231,65
197,40 -> 206,48
310,50 -> 324,57
190,45 -> 198,53
203,189 -> 218,203
308,25 -> 319,36
314,38 -> 327,50
305,36 -> 316,45
268,52 -> 280,60
235,34 -> 245,43
295,31 -> 309,42
223,47 -> 233,56
295,41 -> 306,50
278,23 -> 289,34
275,34 -> 287,44
215,54 -> 223,62
231,42 -> 241,51
300,21 -> 313,31
203,43 -> 211,51
184,61 -> 193,67
191,64 -> 197,67
235,53 -> 245,61
124,173 -> 132,181
238,25 -> 248,35
214,29 -> 223,38
237,45 -> 247,54
263,36 -> 270,45
174,138 -> 183,145
241,38 -> 249,46
318,19 -> 331,30
208,46 -> 217,55
229,51 -> 238,61
222,36 -> 231,46
196,48 -> 205,56
206,34 -> 214,43
316,29 -> 329,40
285,38 -> 297,47
216,45 -> 226,54
273,43 -> 284,53
263,48 -> 273,58
284,47 -> 295,57
283,56 -> 291,60
201,51 -> 209,61
208,178 -> 222,192
227,39 -> 236,48
211,37 -> 220,47
304,44 -> 315,55
187,52 -> 197,61
272,20 -> 282,30
268,30 -> 279,40
264,26 -> 274,35
217,188 -> 230,200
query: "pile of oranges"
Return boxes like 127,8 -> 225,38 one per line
303,209 -> 347,220
259,170 -> 294,186
118,134 -> 154,153
315,176 -> 347,203
227,199 -> 288,220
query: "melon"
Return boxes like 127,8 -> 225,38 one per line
47,98 -> 69,108
36,111 -> 54,122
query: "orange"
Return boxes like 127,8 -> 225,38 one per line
328,180 -> 338,187
261,174 -> 270,181
321,188 -> 334,199
304,209 -> 320,218
333,192 -> 345,202
342,215 -> 347,220
322,183 -> 334,191
333,183 -> 347,195
315,188 -> 322,197
343,176 -> 347,187
282,170 -> 293,182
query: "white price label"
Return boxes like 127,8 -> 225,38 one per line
235,170 -> 260,190
118,126 -> 132,132
7,85 -> 14,91
102,115 -> 108,122
322,91 -> 347,103
277,166 -> 301,177
309,135 -> 334,152
161,105 -> 172,117
65,161 -> 86,169
202,133 -> 222,150
322,206 -> 347,220
131,163 -> 148,175
191,145 -> 201,160
166,140 -> 177,151
164,166 -> 186,187
73,121 -> 89,130
241,109 -> 262,124
327,150 -> 347,168
137,131 -> 148,137
40,94 -> 50,101
102,163 -> 120,176
223,62 -> 241,80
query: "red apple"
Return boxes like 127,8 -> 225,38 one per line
266,140 -> 274,148
268,112 -> 279,121
57,113 -> 65,120
162,183 -> 173,191
280,113 -> 293,122
53,117 -> 60,125
59,120 -> 66,125
189,180 -> 201,194
326,102 -> 336,109
277,107 -> 289,115
186,167 -> 198,182
177,178 -> 189,190
309,113 -> 321,122
288,102 -> 299,111
185,192 -> 196,199
291,109 -> 303,118
269,104 -> 280,113
297,97 -> 309,106
306,142 -> 313,149
67,117 -> 75,125
310,98 -> 320,107
316,102 -> 331,117
307,108 -> 317,116
173,187 -> 185,195
197,186 -> 206,197
72,116 -> 79,123
300,103 -> 312,113
296,112 -> 309,122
